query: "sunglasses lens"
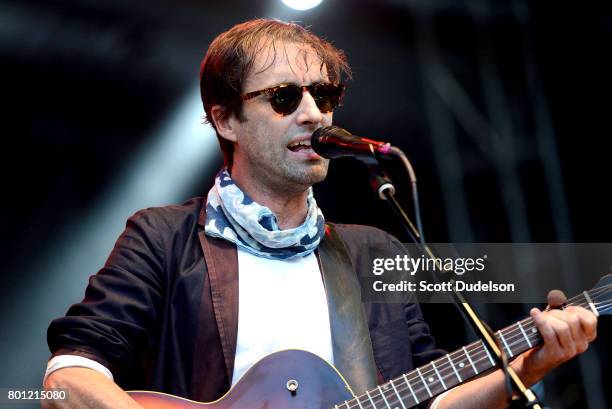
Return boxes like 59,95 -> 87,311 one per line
312,83 -> 344,113
266,83 -> 345,115
270,85 -> 302,115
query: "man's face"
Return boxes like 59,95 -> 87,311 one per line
230,41 -> 332,193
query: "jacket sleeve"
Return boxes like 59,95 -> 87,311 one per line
47,208 -> 166,389
401,302 -> 447,368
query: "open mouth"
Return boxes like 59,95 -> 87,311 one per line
287,140 -> 312,152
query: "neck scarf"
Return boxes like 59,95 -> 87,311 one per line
204,168 -> 325,260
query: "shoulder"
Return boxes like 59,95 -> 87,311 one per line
128,197 -> 205,231
107,197 -> 206,272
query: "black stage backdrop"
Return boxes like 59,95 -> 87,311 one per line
0,1 -> 610,408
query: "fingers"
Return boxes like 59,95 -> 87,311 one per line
521,304 -> 598,380
547,309 -> 582,355
566,305 -> 598,342
530,305 -> 598,363
548,306 -> 598,347
530,308 -> 560,349
531,307 -> 573,360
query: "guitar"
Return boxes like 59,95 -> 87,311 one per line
127,275 -> 612,409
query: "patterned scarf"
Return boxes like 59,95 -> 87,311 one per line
204,168 -> 325,260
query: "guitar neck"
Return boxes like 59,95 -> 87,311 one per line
341,290 -> 598,409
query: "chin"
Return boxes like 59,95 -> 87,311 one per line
278,158 -> 329,188
294,165 -> 329,186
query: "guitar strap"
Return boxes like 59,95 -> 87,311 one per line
317,224 -> 378,395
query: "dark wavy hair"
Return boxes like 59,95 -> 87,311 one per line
200,18 -> 352,166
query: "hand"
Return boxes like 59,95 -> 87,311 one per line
515,290 -> 597,385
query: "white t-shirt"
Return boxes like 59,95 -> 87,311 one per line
231,249 -> 333,385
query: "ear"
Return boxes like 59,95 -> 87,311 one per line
211,105 -> 239,143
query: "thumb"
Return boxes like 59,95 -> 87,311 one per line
547,289 -> 567,308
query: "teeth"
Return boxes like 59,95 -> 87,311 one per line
288,140 -> 311,148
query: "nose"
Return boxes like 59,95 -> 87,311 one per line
295,90 -> 324,126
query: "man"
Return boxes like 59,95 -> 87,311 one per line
43,19 -> 597,409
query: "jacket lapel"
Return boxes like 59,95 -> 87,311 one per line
198,206 -> 239,382
318,224 -> 378,394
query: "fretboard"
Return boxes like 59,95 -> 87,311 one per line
334,290 -> 599,409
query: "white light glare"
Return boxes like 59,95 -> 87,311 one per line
281,0 -> 323,11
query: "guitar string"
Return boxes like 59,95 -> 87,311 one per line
403,283 -> 611,362
494,287 -> 611,348
338,285 -> 612,409
345,348 -> 509,409
348,329 -> 539,409
341,286 -> 611,409
413,290 -> 598,380
345,336 -> 506,409
592,301 -> 611,310
345,325 -> 607,409
500,304 -> 610,342
453,293 -> 610,369
489,297 -> 611,376
352,305 -> 610,409
394,288 -> 612,395
354,288 -> 612,409
348,323 -> 586,409
353,294 -> 611,409
468,285 -> 611,352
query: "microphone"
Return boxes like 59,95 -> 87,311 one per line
311,126 -> 394,161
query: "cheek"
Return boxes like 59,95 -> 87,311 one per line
239,108 -> 295,157
249,121 -> 286,159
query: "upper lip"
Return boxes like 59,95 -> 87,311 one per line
287,134 -> 313,148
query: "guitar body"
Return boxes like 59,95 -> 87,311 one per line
128,350 -> 354,409
128,274 -> 612,409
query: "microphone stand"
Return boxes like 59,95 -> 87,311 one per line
366,159 -> 542,409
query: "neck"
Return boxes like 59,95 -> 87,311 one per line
229,168 -> 310,230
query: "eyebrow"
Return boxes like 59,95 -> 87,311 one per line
272,79 -> 328,87
251,69 -> 329,89
260,76 -> 331,88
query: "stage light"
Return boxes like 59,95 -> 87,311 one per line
281,0 -> 323,11
0,84 -> 218,392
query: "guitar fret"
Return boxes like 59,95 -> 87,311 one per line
402,374 -> 419,404
527,326 -> 541,350
583,290 -> 599,317
498,330 -> 513,357
365,390 -> 378,409
517,321 -> 532,348
325,285 -> 610,409
354,395 -> 365,409
455,351 -> 470,379
388,379 -> 407,409
377,386 -> 392,409
481,341 -> 495,366
431,360 -> 446,389
356,289 -> 602,409
447,354 -> 462,382
463,346 -> 478,375
416,367 -> 432,398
